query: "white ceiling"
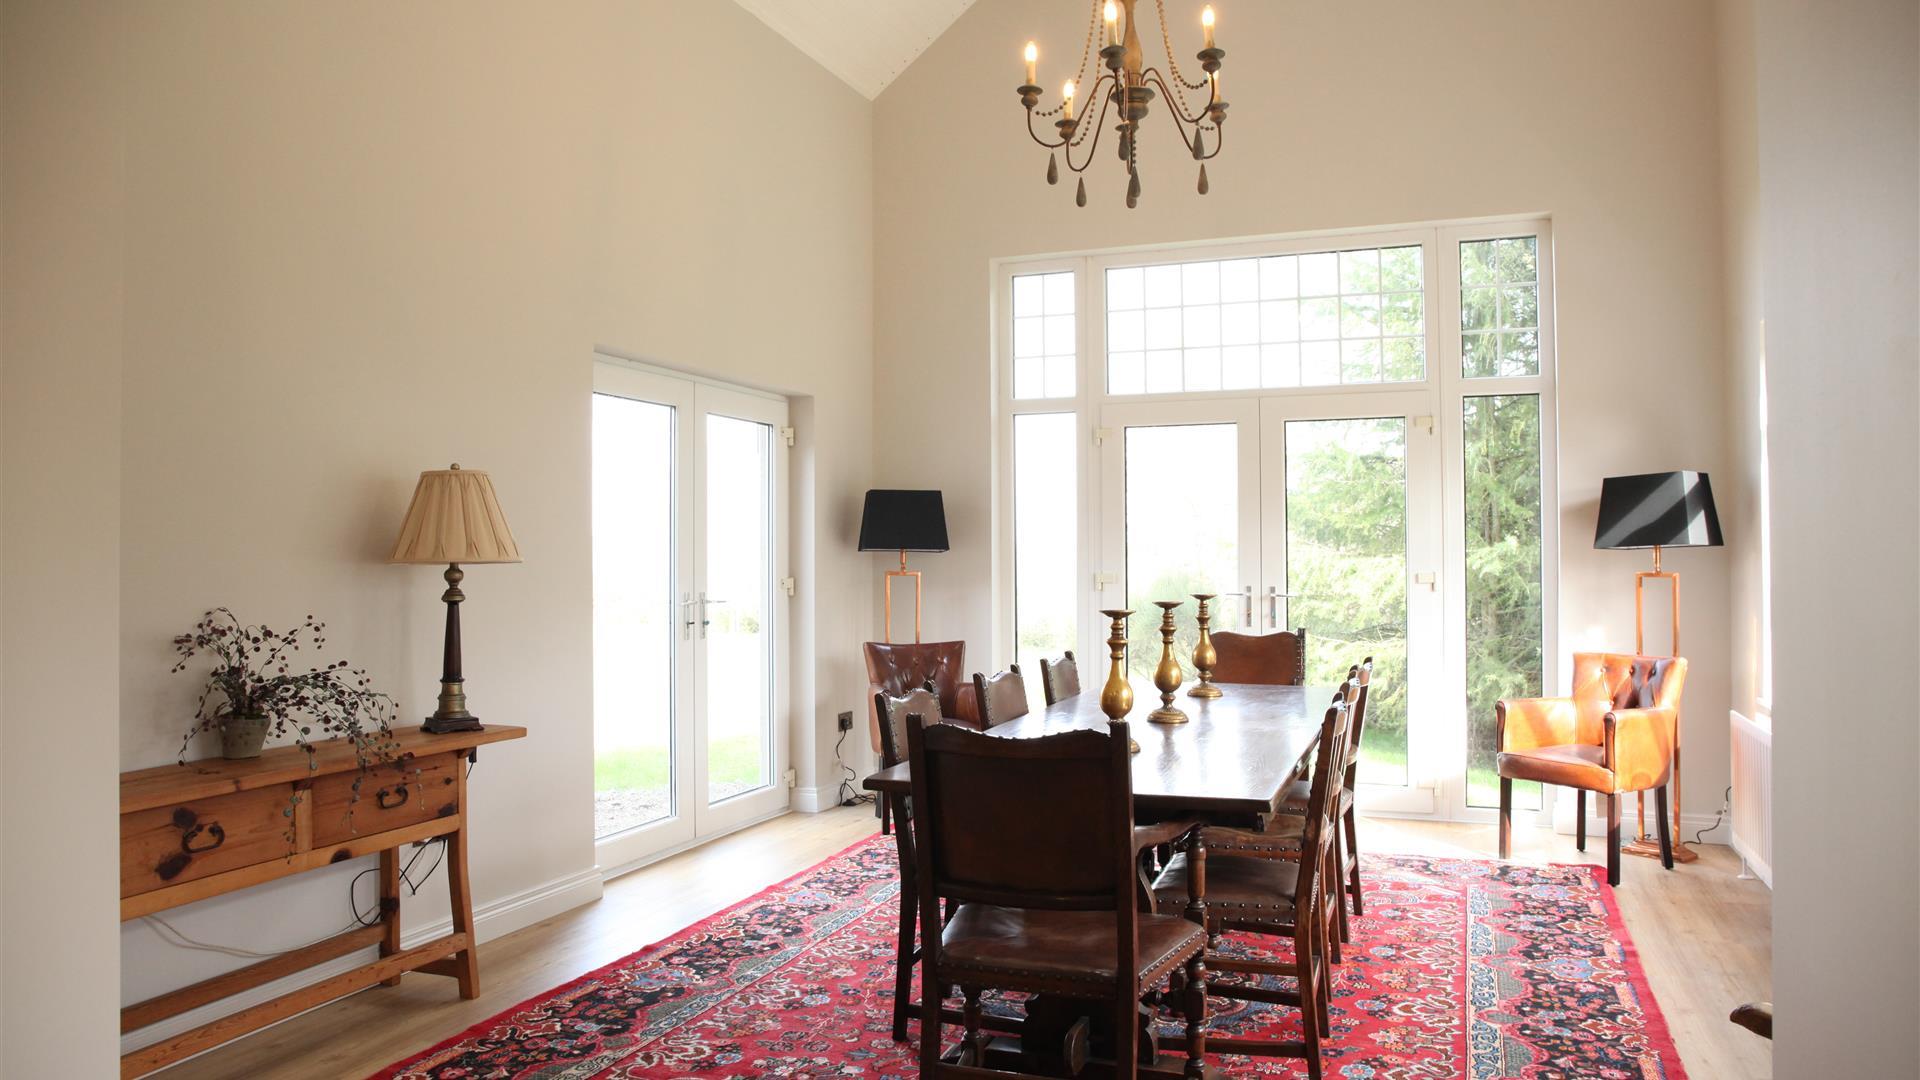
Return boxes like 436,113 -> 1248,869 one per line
732,0 -> 981,99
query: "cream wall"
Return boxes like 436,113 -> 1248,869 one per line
2,0 -> 873,1059
1,3 -> 127,1074
1748,0 -> 1919,1072
874,0 -> 1736,822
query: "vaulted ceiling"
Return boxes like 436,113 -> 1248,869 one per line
733,0 -> 981,100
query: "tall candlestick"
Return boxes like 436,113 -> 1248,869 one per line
1202,5 -> 1216,49
1023,41 -> 1038,86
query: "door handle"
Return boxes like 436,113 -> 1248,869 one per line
681,593 -> 695,640
697,593 -> 728,638
1217,586 -> 1255,628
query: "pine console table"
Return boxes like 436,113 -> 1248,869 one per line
119,725 -> 526,1079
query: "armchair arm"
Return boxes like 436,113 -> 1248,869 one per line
1495,695 -> 1581,752
952,683 -> 981,726
1603,706 -> 1677,792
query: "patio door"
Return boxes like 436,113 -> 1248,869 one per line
592,362 -> 790,874
1097,391 -> 1443,815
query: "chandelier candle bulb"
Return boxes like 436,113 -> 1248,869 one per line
1202,5 -> 1216,49
1105,2 -> 1119,46
1062,79 -> 1076,121
1023,41 -> 1037,86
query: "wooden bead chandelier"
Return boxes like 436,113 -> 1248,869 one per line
1018,0 -> 1229,208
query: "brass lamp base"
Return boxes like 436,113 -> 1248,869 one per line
424,678 -> 484,734
1624,836 -> 1699,863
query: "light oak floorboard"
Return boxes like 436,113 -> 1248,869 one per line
150,809 -> 1771,1080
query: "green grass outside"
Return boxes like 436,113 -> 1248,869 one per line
1355,741 -> 1542,810
594,733 -> 764,793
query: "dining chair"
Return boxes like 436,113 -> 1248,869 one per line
1037,651 -> 1081,706
1278,658 -> 1372,941
864,640 -> 981,753
1496,653 -> 1688,885
1207,628 -> 1308,685
972,665 -> 1030,728
905,713 -> 1210,1080
872,687 -> 945,1040
1152,686 -> 1354,1080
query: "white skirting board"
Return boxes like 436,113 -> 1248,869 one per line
121,865 -> 605,1057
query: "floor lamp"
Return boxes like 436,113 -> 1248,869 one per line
858,489 -> 949,643
1594,470 -> 1723,863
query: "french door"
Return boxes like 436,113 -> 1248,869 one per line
592,362 -> 791,873
1098,390 -> 1446,815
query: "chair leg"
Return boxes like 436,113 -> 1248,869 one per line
1330,824 -> 1351,946
918,966 -> 944,1072
961,987 -> 985,1065
1575,789 -> 1587,852
1606,792 -> 1622,886
1297,921 -> 1326,1073
1112,984 -> 1140,1073
892,871 -> 917,1041
1343,806 -> 1364,917
1655,784 -> 1675,869
878,796 -> 891,835
1497,777 -> 1513,859
1183,953 -> 1208,1080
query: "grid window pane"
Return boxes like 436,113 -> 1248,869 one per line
1013,271 -> 1076,399
1460,236 -> 1540,377
1013,414 -> 1079,692
1463,394 -> 1545,809
1105,244 -> 1424,394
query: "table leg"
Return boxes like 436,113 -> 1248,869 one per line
378,848 -> 403,987
889,792 -> 917,1042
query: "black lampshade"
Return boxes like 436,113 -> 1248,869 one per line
858,490 -> 950,553
1594,471 -> 1724,550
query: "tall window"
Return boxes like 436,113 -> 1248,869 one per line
996,220 -> 1556,822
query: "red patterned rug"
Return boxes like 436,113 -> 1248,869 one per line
371,835 -> 1685,1079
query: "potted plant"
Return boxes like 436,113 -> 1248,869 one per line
172,608 -> 401,766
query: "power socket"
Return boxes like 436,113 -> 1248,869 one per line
836,710 -> 854,732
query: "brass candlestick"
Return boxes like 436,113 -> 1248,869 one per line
1149,600 -> 1188,724
1188,593 -> 1223,699
1098,609 -> 1140,753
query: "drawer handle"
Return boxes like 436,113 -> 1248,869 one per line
180,822 -> 225,854
376,786 -> 410,810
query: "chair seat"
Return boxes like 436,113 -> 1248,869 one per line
1278,779 -> 1354,815
937,903 -> 1206,993
1497,743 -> 1612,790
1151,850 -> 1303,921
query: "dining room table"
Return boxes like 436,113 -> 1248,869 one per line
861,677 -> 1337,1079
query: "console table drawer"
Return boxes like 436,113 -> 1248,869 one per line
121,786 -> 294,898
310,751 -> 462,846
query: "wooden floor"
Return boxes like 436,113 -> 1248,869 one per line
152,807 -> 1772,1079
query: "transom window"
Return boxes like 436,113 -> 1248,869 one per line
1104,245 -> 1426,395
1011,271 -> 1077,399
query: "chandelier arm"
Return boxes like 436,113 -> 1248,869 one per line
1065,77 -> 1119,171
1025,105 -> 1068,150
1145,70 -> 1208,128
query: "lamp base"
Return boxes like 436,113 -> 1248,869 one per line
1623,836 -> 1699,863
423,713 -> 484,735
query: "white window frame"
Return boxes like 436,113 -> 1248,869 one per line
991,216 -> 1559,825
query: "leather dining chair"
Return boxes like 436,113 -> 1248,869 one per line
905,713 -> 1210,1080
1153,684 -> 1355,1080
1496,652 -> 1689,885
1208,628 -> 1308,685
1279,658 -> 1372,943
972,665 -> 1031,728
864,640 -> 981,755
1037,651 -> 1081,706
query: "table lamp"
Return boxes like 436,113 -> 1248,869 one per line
1594,470 -> 1722,862
858,489 -> 948,643
390,464 -> 522,733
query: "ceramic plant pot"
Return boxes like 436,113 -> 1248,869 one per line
219,714 -> 271,759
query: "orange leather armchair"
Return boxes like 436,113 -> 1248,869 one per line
1496,652 -> 1687,885
863,640 -> 981,754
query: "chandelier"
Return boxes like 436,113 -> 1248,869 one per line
1018,0 -> 1229,208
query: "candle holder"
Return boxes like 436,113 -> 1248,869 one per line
1188,593 -> 1223,699
1149,600 -> 1187,724
1098,608 -> 1140,754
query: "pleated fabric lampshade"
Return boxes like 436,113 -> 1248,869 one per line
390,465 -> 522,565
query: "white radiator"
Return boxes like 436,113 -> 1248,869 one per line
1729,709 -> 1773,886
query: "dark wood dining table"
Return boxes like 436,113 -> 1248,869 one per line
861,679 -> 1334,1078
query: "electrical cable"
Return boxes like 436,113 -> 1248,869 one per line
1691,785 -> 1733,846
834,724 -> 872,808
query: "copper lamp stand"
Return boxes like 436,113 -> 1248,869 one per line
881,550 -> 923,643
1623,545 -> 1697,864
